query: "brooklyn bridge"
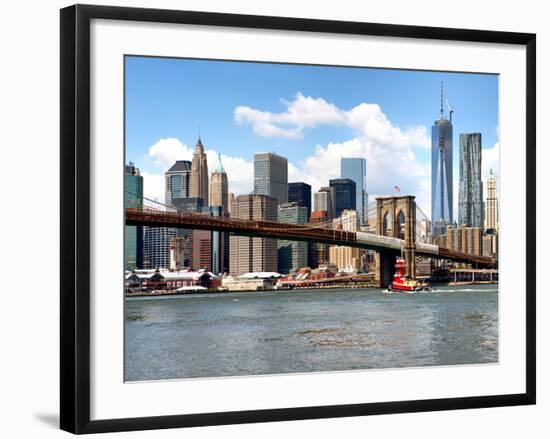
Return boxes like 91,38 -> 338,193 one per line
126,194 -> 495,287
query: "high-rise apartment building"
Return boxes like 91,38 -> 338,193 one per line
341,157 -> 368,225
125,163 -> 143,270
485,168 -> 498,231
277,202 -> 308,274
253,152 -> 288,204
288,182 -> 312,221
431,85 -> 453,236
329,178 -> 356,218
229,194 -> 278,275
165,160 -> 191,206
458,133 -> 483,228
189,138 -> 209,205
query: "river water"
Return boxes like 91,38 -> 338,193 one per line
125,285 -> 498,381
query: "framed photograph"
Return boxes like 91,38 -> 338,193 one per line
60,4 -> 536,434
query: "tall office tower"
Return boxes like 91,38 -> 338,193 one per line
431,83 -> 454,237
209,155 -> 229,272
341,157 -> 368,225
229,194 -> 278,275
309,210 -> 329,268
329,178 -> 356,218
124,162 -> 143,270
314,186 -> 336,220
189,137 -> 209,205
485,168 -> 498,231
288,182 -> 312,221
209,153 -> 229,213
277,202 -> 308,274
164,160 -> 191,206
253,152 -> 288,204
458,133 -> 484,228
142,226 -> 177,269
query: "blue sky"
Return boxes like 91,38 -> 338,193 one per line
125,55 -> 499,217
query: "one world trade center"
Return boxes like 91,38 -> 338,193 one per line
431,83 -> 453,237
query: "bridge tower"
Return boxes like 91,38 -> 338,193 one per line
375,195 -> 416,287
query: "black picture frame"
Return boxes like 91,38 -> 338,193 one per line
60,4 -> 536,434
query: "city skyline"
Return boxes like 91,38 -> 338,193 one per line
125,56 -> 499,218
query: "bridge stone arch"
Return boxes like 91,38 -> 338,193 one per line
375,196 -> 417,286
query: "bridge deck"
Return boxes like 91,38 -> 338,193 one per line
125,208 -> 495,266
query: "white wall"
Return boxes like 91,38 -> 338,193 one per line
0,0 -> 546,437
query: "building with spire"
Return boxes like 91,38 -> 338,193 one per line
209,153 -> 229,213
189,137 -> 209,205
458,133 -> 483,228
485,168 -> 498,231
209,154 -> 230,273
431,83 -> 454,237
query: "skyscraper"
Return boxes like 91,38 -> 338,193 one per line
329,178 -> 356,218
165,160 -> 191,206
229,194 -> 278,275
431,84 -> 453,236
485,168 -> 498,231
253,152 -> 288,204
458,133 -> 483,228
314,186 -> 336,219
288,182 -> 311,221
209,153 -> 229,213
277,202 -> 308,274
341,157 -> 368,225
142,226 -> 176,269
125,163 -> 143,270
190,138 -> 209,205
209,154 -> 230,273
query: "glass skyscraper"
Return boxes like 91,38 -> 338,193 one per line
329,178 -> 356,219
340,157 -> 368,225
431,97 -> 453,236
253,152 -> 288,205
277,202 -> 309,274
288,182 -> 312,221
124,163 -> 143,270
458,133 -> 483,228
165,160 -> 191,206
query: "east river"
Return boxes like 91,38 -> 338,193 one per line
125,285 -> 498,381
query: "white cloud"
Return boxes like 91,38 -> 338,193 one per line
147,138 -> 193,169
482,142 -> 499,182
140,171 -> 165,204
234,93 -> 346,139
234,93 -> 430,149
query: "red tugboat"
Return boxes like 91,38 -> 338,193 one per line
389,258 -> 432,292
